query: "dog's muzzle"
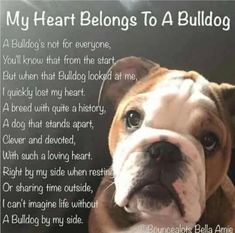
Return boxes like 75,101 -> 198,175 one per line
112,128 -> 206,224
125,141 -> 186,215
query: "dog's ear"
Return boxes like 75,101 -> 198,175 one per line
98,56 -> 159,110
220,83 -> 235,146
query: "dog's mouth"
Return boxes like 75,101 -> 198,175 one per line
123,179 -> 185,217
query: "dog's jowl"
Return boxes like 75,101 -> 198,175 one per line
89,57 -> 235,233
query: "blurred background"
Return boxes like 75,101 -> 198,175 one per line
1,1 -> 235,233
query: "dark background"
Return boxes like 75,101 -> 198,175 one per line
1,1 -> 235,233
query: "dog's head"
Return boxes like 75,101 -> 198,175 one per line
99,57 -> 235,227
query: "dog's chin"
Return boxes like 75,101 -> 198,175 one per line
123,183 -> 180,215
121,183 -> 195,227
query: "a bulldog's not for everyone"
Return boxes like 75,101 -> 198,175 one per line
89,57 -> 235,233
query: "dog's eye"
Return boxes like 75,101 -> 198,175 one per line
125,110 -> 142,129
201,132 -> 219,152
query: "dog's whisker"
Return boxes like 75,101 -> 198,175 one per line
104,182 -> 115,193
111,193 -> 118,207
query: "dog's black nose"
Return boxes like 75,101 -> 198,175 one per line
147,141 -> 182,162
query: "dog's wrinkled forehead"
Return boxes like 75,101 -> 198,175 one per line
128,70 -> 209,99
120,70 -> 218,119
149,72 -> 208,99
154,70 -> 208,91
148,71 -> 215,107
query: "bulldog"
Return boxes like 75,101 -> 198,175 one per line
89,57 -> 235,233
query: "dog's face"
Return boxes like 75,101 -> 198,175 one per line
100,57 -> 235,227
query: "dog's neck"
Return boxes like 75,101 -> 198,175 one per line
199,176 -> 235,228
